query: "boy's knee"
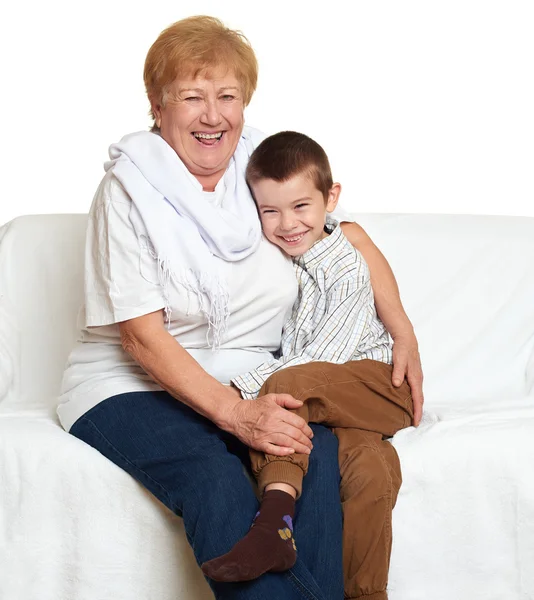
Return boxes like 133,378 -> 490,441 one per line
340,444 -> 399,502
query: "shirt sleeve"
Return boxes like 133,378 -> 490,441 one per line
232,272 -> 373,399
84,174 -> 166,327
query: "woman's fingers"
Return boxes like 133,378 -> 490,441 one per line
273,393 -> 304,410
231,394 -> 315,453
262,443 -> 295,457
262,433 -> 312,455
274,422 -> 313,451
280,409 -> 314,440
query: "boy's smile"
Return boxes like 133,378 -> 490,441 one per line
251,173 -> 341,257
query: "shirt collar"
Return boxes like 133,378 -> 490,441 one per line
294,218 -> 343,269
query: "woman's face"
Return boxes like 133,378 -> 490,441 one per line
152,68 -> 245,190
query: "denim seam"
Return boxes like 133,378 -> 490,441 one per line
78,416 -> 176,511
286,569 -> 322,600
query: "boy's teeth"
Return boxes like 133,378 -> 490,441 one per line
284,233 -> 305,242
194,132 -> 223,139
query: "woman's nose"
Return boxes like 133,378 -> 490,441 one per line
201,100 -> 222,126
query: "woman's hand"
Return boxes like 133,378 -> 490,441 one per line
391,333 -> 424,426
223,394 -> 314,456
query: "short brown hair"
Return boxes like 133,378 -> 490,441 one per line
144,15 -> 258,121
246,131 -> 334,200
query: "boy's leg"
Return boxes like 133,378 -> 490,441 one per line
203,359 -> 411,584
249,371 -> 329,498
201,367 -> 317,583
334,428 -> 402,600
201,366 -> 338,584
246,360 -> 410,598
249,359 -> 412,498
201,425 -> 344,589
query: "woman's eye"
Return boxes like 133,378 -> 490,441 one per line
221,95 -> 235,101
185,96 -> 201,102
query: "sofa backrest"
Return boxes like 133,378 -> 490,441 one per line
1,213 -> 533,417
356,213 -> 534,410
0,215 -> 87,417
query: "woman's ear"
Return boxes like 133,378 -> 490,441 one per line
150,96 -> 162,128
326,183 -> 342,213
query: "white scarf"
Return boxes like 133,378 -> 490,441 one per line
105,126 -> 264,348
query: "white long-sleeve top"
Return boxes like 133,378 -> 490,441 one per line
232,222 -> 393,399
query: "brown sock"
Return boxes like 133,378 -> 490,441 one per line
201,489 -> 297,582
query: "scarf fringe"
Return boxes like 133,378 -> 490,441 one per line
156,254 -> 229,350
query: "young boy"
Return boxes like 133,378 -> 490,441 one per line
202,132 -> 414,599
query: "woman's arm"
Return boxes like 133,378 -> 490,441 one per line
340,221 -> 424,425
119,309 -> 314,454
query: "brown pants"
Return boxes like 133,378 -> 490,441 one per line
249,359 -> 413,600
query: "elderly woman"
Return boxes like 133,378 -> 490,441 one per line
58,15 -> 423,600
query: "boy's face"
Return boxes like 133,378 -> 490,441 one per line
252,173 -> 341,257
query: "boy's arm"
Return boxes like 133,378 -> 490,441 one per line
232,275 -> 372,399
340,221 -> 424,426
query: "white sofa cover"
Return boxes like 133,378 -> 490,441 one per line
1,213 -> 533,600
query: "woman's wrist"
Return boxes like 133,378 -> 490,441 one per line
211,386 -> 242,433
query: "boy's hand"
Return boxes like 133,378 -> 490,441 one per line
391,334 -> 424,426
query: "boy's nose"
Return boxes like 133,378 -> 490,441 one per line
280,215 -> 297,231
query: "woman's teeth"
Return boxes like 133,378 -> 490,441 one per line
193,132 -> 223,139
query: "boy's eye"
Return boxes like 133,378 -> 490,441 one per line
261,209 -> 276,214
295,203 -> 308,209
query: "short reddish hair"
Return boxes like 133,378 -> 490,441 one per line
144,16 -> 258,122
246,131 -> 334,200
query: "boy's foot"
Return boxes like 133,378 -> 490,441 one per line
201,489 -> 297,582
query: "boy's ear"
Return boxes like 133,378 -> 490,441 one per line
326,183 -> 342,213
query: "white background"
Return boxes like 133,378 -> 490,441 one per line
1,0 -> 533,226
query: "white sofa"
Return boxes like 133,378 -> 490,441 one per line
1,213 -> 533,600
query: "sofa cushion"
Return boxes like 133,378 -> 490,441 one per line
0,414 -> 211,600
390,400 -> 534,599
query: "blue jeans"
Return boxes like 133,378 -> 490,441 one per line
70,391 -> 344,600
